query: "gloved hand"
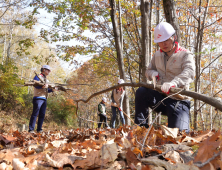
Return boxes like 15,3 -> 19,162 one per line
151,71 -> 159,81
113,103 -> 117,107
53,86 -> 58,92
42,84 -> 48,88
161,82 -> 176,94
118,108 -> 122,111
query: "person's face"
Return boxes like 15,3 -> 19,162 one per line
43,69 -> 51,76
117,84 -> 122,89
158,36 -> 175,52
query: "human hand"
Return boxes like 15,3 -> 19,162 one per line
42,84 -> 48,88
161,82 -> 176,94
53,87 -> 58,92
151,71 -> 159,81
118,108 -> 122,111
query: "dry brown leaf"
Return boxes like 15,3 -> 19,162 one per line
81,139 -> 97,149
100,139 -> 118,162
193,131 -> 214,142
194,130 -> 222,163
132,147 -> 143,157
46,153 -> 83,168
51,139 -> 67,148
161,125 -> 179,138
73,150 -> 109,169
200,162 -> 215,170
164,151 -> 184,163
179,136 -> 200,143
141,164 -> 152,170
12,158 -> 29,170
106,161 -> 124,170
125,148 -> 140,165
0,135 -> 16,145
0,148 -> 24,164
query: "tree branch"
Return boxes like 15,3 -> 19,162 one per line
73,82 -> 222,112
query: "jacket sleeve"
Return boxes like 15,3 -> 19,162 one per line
170,53 -> 195,87
33,76 -> 42,89
98,104 -> 102,113
145,54 -> 158,81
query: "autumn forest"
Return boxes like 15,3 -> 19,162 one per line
0,0 -> 222,169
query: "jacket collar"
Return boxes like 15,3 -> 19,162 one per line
40,73 -> 46,78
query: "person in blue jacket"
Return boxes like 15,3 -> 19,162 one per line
28,65 -> 57,133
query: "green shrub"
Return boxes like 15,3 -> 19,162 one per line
47,95 -> 78,128
0,62 -> 28,111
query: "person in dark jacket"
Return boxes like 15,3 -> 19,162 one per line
28,65 -> 57,133
98,97 -> 110,129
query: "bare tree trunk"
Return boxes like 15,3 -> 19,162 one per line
162,0 -> 181,43
194,0 -> 210,130
2,34 -> 6,65
156,0 -> 160,51
209,50 -> 213,130
6,25 -> 14,65
140,0 -> 152,124
110,0 -> 130,125
140,0 -> 150,83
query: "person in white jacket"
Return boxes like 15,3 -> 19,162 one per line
135,22 -> 195,132
111,79 -> 126,128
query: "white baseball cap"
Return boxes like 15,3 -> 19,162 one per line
102,97 -> 107,102
42,65 -> 51,70
118,79 -> 125,84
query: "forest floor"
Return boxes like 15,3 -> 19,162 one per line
0,110 -> 222,170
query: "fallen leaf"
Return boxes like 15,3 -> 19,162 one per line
132,147 -> 143,157
100,140 -> 119,162
194,130 -> 222,163
125,148 -> 140,165
73,150 -> 109,169
164,151 -> 184,163
161,125 -> 179,138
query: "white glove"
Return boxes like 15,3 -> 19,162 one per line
161,82 -> 176,94
42,84 -> 48,88
151,71 -> 159,80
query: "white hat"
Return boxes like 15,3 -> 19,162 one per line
102,97 -> 107,102
154,22 -> 176,43
118,79 -> 125,84
42,65 -> 51,70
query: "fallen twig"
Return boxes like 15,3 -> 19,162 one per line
194,151 -> 221,168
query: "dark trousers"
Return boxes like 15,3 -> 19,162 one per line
98,114 -> 109,128
135,87 -> 190,132
111,106 -> 125,128
29,99 -> 47,131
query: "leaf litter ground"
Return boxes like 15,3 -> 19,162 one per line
0,125 -> 222,170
